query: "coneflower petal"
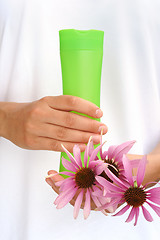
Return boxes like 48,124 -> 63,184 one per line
108,145 -> 116,160
98,195 -> 111,205
104,168 -> 129,189
73,189 -> 84,219
105,192 -> 124,198
88,139 -> 94,157
73,145 -> 82,168
59,178 -> 76,192
56,187 -> 78,209
88,160 -> 101,168
141,205 -> 153,222
136,155 -> 147,187
59,171 -> 75,177
134,207 -> 139,226
84,136 -> 92,167
146,201 -> 160,217
96,164 -> 105,175
114,204 -> 130,216
89,142 -> 106,162
62,157 -> 78,172
96,176 -> 124,192
114,140 -> 136,161
96,198 -> 119,211
83,189 -> 91,219
54,185 -> 76,205
92,187 -> 103,197
46,171 -> 74,179
125,207 -> 135,223
130,159 -> 141,168
147,196 -> 160,205
102,151 -> 108,160
92,185 -> 109,214
91,195 -> 108,215
122,155 -> 134,186
146,187 -> 160,196
98,196 -> 114,213
61,144 -> 80,168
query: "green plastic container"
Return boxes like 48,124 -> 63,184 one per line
59,29 -> 104,174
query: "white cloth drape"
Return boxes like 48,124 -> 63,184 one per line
0,0 -> 160,239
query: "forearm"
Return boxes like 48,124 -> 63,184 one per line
127,143 -> 160,185
145,153 -> 160,184
146,141 -> 160,184
0,102 -> 7,137
0,101 -> 21,139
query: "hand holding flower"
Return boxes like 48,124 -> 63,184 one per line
45,170 -> 98,211
46,134 -> 160,225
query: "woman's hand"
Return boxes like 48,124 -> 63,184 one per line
0,95 -> 108,152
45,170 -> 97,210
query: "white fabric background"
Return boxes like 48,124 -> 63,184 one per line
0,0 -> 160,239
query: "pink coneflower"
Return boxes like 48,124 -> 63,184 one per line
47,137 -> 110,219
95,135 -> 136,183
95,155 -> 160,225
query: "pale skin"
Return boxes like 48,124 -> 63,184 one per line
0,95 -> 108,152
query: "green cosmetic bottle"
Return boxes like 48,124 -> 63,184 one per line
59,29 -> 104,174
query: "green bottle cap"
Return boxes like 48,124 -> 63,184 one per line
59,29 -> 104,51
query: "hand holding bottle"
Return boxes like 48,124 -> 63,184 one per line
0,95 -> 108,152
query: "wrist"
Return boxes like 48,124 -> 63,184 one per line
147,153 -> 160,182
127,153 -> 160,184
0,102 -> 8,138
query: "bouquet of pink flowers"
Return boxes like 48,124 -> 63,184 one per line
46,135 -> 160,226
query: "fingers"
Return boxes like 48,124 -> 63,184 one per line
45,171 -> 96,210
43,95 -> 108,134
35,136 -> 87,152
45,170 -> 64,195
20,96 -> 108,151
47,170 -> 64,181
3,97 -> 108,153
38,123 -> 103,145
45,95 -> 103,119
44,109 -> 108,134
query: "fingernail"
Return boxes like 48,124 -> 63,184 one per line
92,135 -> 101,143
95,108 -> 103,118
98,125 -> 108,134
